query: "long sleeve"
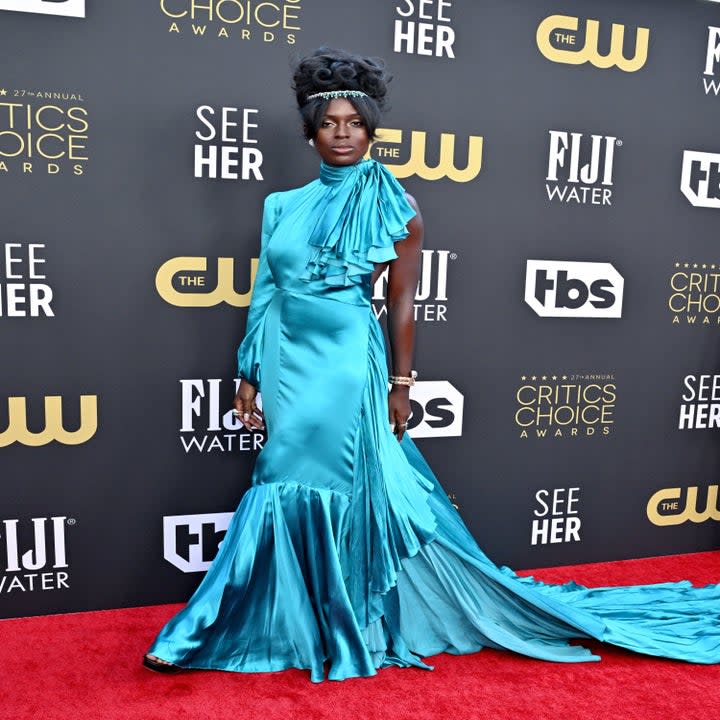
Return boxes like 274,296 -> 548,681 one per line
236,192 -> 281,388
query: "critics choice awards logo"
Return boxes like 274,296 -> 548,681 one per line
0,395 -> 98,447
0,516 -> 73,594
0,86 -> 88,176
194,105 -> 263,181
164,512 -> 233,572
373,249 -> 454,323
668,262 -> 720,326
180,379 -> 264,453
1,243 -> 54,317
536,14 -> 650,73
368,128 -> 482,183
545,131 -> 621,206
156,256 -> 258,307
160,0 -> 301,44
515,373 -> 616,440
525,260 -> 624,319
647,486 -> 719,527
530,488 -> 582,546
393,0 -> 455,58
703,26 -> 720,97
0,0 -> 84,17
680,150 -> 720,209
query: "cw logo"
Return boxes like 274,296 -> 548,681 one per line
646,486 -> 720,526
155,257 -> 259,307
0,395 -> 98,447
367,128 -> 483,182
536,15 -> 650,73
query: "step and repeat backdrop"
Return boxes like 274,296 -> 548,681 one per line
1,0 -> 720,618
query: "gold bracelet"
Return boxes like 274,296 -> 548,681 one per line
389,370 -> 417,386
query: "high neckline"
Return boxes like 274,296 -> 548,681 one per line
319,158 -> 370,186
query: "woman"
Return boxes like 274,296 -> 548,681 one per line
144,48 -> 719,681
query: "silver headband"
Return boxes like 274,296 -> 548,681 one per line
305,90 -> 368,102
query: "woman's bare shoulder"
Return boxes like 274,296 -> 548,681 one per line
404,192 -> 420,213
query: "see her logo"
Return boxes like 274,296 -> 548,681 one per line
0,0 -> 85,18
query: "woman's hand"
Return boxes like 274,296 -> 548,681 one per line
388,385 -> 411,442
233,379 -> 265,431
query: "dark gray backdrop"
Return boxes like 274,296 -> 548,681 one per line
1,0 -> 719,619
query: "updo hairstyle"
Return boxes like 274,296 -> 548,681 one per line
291,47 -> 390,140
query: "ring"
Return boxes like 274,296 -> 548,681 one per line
231,409 -> 240,417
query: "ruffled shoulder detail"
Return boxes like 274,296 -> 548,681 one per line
300,159 -> 416,287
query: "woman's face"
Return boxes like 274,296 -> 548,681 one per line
312,98 -> 370,166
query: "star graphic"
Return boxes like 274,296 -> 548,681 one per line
562,375 -> 568,380
521,375 -> 527,381
674,262 -> 680,268
552,375 -> 558,380
693,263 -> 698,268
703,264 -> 708,269
531,375 -> 537,381
541,375 -> 548,381
684,263 -> 689,268
713,265 -> 717,270
0,88 -> 7,96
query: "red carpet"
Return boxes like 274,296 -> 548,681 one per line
1,551 -> 718,720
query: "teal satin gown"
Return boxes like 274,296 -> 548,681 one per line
148,159 -> 720,681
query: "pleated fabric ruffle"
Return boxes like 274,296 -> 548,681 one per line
347,316 -> 437,631
400,437 -> 720,665
150,481 -> 376,682
300,159 -> 416,287
503,569 -> 720,662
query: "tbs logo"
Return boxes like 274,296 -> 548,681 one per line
525,260 -> 624,319
163,513 -> 233,573
407,381 -> 464,438
681,151 -> 720,209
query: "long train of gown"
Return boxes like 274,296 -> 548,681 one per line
148,171 -> 720,682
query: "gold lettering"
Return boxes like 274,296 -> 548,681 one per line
668,292 -> 686,313
35,106 -> 64,133
368,129 -> 483,182
0,396 -> 98,447
647,486 -> 720,526
515,385 -> 536,405
67,135 -> 89,161
216,0 -> 244,23
36,133 -> 64,160
160,0 -> 188,19
670,272 -> 688,292
155,256 -> 259,307
536,15 -> 650,73
255,2 -> 280,28
66,107 -> 89,134
0,131 -> 25,158
514,406 -> 535,427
